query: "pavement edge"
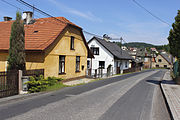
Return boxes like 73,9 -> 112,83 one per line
160,71 -> 174,120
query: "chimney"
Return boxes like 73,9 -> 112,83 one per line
4,16 -> 12,21
23,11 -> 33,24
103,34 -> 110,41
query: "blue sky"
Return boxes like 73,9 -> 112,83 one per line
0,0 -> 180,45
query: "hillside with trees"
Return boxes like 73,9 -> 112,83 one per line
115,42 -> 169,52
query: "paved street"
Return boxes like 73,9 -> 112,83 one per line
0,70 -> 171,120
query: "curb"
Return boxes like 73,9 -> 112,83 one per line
0,90 -> 58,106
0,92 -> 41,106
159,71 -> 174,120
160,81 -> 174,120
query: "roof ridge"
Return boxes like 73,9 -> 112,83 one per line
92,36 -> 133,60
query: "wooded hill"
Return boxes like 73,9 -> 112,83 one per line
116,42 -> 169,52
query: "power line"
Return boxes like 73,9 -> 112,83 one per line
17,0 -> 67,24
82,31 -> 102,38
16,0 -> 126,43
132,0 -> 170,26
16,0 -> 120,40
0,0 -> 41,18
1,0 -> 22,11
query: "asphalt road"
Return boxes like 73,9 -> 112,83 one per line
0,69 -> 171,120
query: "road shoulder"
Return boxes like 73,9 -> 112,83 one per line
161,70 -> 180,120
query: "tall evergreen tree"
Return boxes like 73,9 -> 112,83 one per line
7,11 -> 26,70
168,10 -> 180,74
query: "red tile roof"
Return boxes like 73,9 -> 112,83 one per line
0,17 -> 81,50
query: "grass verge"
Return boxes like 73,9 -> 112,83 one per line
42,82 -> 68,92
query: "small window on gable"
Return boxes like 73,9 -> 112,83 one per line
158,59 -> 162,62
90,47 -> 99,55
70,36 -> 75,50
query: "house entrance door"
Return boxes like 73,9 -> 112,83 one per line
116,67 -> 120,74
116,61 -> 121,74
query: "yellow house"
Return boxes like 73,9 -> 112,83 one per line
0,14 -> 93,79
152,52 -> 172,69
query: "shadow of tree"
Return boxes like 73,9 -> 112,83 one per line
161,80 -> 176,85
146,80 -> 160,85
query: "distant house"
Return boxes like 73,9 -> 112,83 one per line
87,37 -> 133,76
0,12 -> 93,79
152,52 -> 172,69
150,48 -> 158,53
132,48 -> 156,69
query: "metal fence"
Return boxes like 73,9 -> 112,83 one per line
123,67 -> 142,74
0,69 -> 44,98
86,68 -> 114,78
86,67 -> 142,78
0,70 -> 19,98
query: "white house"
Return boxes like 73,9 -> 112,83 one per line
87,37 -> 133,77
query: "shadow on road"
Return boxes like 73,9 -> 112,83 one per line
146,80 -> 160,85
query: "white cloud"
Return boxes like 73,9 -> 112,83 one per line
48,0 -> 102,22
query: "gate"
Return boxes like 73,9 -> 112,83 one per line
0,70 -> 19,98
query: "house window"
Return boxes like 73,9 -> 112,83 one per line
90,47 -> 99,55
59,56 -> 65,74
158,59 -> 162,62
87,60 -> 90,69
70,36 -> 75,50
99,61 -> 105,69
125,61 -> 128,68
76,56 -> 80,72
156,64 -> 159,68
164,65 -> 167,68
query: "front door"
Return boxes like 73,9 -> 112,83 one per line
116,61 -> 120,74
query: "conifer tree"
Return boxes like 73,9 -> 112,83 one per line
7,11 -> 26,70
168,10 -> 180,74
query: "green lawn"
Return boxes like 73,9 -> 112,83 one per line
42,82 -> 68,92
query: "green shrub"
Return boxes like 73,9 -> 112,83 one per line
25,75 -> 63,93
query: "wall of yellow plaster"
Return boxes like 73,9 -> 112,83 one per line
0,27 -> 88,80
0,52 -> 44,72
26,52 -> 45,70
0,53 -> 8,72
44,27 -> 88,79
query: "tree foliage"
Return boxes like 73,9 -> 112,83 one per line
168,10 -> 180,75
168,10 -> 180,58
117,42 -> 169,52
7,11 -> 26,70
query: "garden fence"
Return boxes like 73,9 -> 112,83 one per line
0,70 -> 19,98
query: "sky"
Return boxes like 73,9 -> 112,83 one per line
0,0 -> 180,45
